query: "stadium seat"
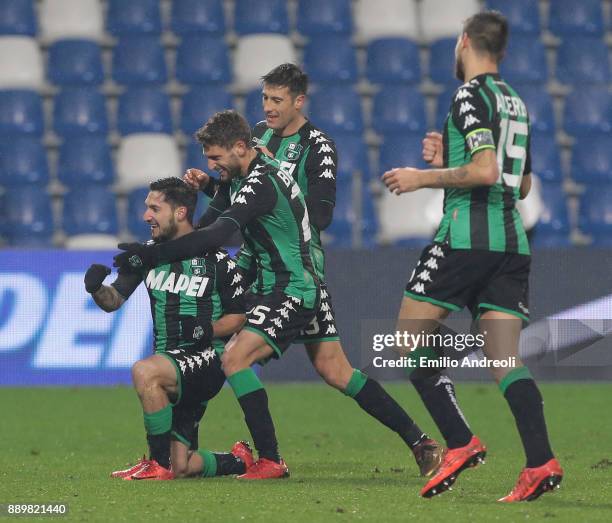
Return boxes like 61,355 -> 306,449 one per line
486,0 -> 540,34
0,0 -> 37,36
0,36 -> 44,90
361,185 -> 378,247
429,38 -> 458,86
516,173 -> 543,234
515,84 -> 555,134
127,187 -> 151,241
58,136 -> 114,187
48,39 -> 104,86
308,87 -> 363,135
106,0 -> 162,36
53,88 -> 108,137
39,0 -> 104,42
296,0 -> 352,36
579,185 -> 612,244
117,133 -> 181,190
245,88 -> 264,127
421,0 -> 480,42
64,234 -> 119,249
234,35 -> 296,90
366,38 -> 421,85
303,36 -> 357,84
571,137 -> 612,184
530,134 -> 562,183
1,186 -> 54,244
112,36 -> 167,86
0,137 -> 48,186
556,37 -> 609,84
334,134 -> 369,180
171,0 -> 225,36
324,178 -> 354,247
354,0 -> 418,41
549,0 -> 604,36
538,183 -> 570,236
175,36 -> 231,85
234,0 -> 288,35
378,135 -> 427,174
563,87 -> 612,136
62,186 -> 119,236
117,88 -> 173,135
180,87 -> 233,135
434,85 -> 457,130
371,85 -> 426,135
500,37 -> 548,84
0,90 -> 43,136
185,141 -> 208,172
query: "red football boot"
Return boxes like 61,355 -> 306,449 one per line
129,460 -> 175,481
498,459 -> 563,502
231,441 -> 255,471
420,435 -> 487,498
111,456 -> 150,479
236,458 -> 289,480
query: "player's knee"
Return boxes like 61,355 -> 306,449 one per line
131,360 -> 159,393
220,350 -> 243,375
314,357 -> 351,390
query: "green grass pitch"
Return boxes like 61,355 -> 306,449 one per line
2,383 -> 611,522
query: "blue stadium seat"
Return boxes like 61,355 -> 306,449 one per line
500,37 -> 547,84
378,135 -> 426,174
429,38 -> 456,85
514,84 -> 555,134
434,85 -> 457,130
127,187 -> 151,241
579,185 -> 612,244
106,0 -> 162,35
245,88 -> 264,127
112,36 -> 167,85
325,178 -> 353,247
58,136 -> 114,187
0,137 -> 48,186
530,134 -> 562,183
556,37 -> 609,84
0,89 -> 43,136
53,88 -> 108,137
537,183 -> 570,237
181,87 -> 233,135
361,185 -> 378,247
1,186 -> 53,244
372,86 -> 426,135
234,0 -> 288,35
309,87 -> 363,135
171,0 -> 225,36
563,87 -> 612,136
48,39 -> 104,86
366,38 -> 421,84
297,0 -> 352,36
571,137 -> 612,184
303,36 -> 357,84
175,36 -> 231,85
185,141 -> 208,172
549,0 -> 603,36
62,186 -> 118,235
334,134 -> 369,180
117,87 -> 173,135
486,0 -> 540,34
0,0 -> 37,36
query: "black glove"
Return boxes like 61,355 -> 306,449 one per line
113,242 -> 158,271
84,264 -> 111,294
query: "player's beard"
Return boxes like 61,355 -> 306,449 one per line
155,217 -> 178,243
455,54 -> 465,82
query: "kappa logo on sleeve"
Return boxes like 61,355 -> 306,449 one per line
463,114 -> 480,129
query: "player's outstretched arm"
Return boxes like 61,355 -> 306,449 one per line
183,168 -> 219,198
84,264 -> 125,312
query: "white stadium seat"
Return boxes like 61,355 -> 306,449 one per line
65,234 -> 120,250
516,174 -> 543,232
40,0 -> 104,42
117,133 -> 181,191
421,0 -> 480,42
355,0 -> 418,42
0,36 -> 44,90
234,34 -> 296,90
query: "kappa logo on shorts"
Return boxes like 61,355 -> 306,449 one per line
320,288 -> 328,299
323,311 -> 334,322
411,282 -> 425,294
320,168 -> 334,179
518,302 -> 529,315
417,270 -> 433,282
271,317 -> 283,328
232,286 -> 244,298
429,245 -> 445,258
282,299 -> 296,311
264,327 -> 277,338
423,258 -> 439,270
326,324 -> 337,335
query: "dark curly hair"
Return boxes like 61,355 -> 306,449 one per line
194,110 -> 251,150
261,63 -> 308,97
149,177 -> 197,223
463,11 -> 509,64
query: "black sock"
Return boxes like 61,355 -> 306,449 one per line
411,372 -> 473,449
147,432 -> 171,468
504,379 -> 554,468
354,378 -> 426,449
237,389 -> 280,463
214,453 -> 247,476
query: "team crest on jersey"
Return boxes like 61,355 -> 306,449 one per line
282,143 -> 303,161
191,257 -> 205,276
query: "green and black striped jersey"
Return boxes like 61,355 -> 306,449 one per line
251,120 -> 337,280
112,249 -> 244,354
435,73 -> 532,255
208,153 -> 318,308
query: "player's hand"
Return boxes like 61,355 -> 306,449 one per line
84,264 -> 111,294
113,242 -> 158,271
183,168 -> 210,191
382,167 -> 423,195
422,132 -> 443,167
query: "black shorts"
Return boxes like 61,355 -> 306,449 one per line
295,283 -> 341,344
404,243 -> 530,322
243,290 -> 319,357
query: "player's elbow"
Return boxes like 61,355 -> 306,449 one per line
480,164 -> 498,186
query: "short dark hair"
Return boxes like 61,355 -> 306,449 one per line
463,10 -> 508,63
261,63 -> 308,97
149,177 -> 197,223
194,110 -> 251,150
